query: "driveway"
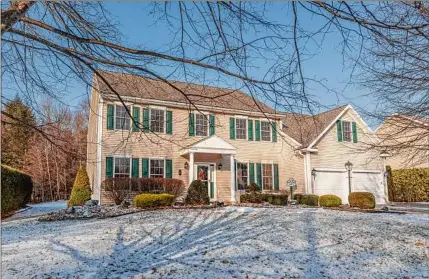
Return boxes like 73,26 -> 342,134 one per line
2,208 -> 428,279
6,201 -> 67,221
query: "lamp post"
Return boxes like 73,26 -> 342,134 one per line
344,161 -> 353,195
311,168 -> 316,194
380,150 -> 391,204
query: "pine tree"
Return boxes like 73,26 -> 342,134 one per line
68,167 -> 92,207
1,97 -> 36,169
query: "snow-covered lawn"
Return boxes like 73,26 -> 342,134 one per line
2,208 -> 428,279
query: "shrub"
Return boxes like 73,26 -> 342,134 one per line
240,192 -> 263,203
388,167 -> 429,202
319,195 -> 342,207
68,167 -> 92,207
348,192 -> 376,209
102,178 -> 185,205
245,183 -> 260,193
185,180 -> 210,205
294,194 -> 319,206
134,193 -> 175,208
1,165 -> 33,214
261,193 -> 288,205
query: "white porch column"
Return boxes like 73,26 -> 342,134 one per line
305,152 -> 312,194
189,152 -> 194,185
230,154 -> 236,202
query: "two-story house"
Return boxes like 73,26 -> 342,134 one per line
87,71 -> 386,205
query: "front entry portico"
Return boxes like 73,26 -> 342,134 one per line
180,135 -> 237,202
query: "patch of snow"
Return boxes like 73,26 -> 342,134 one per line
7,201 -> 67,220
1,208 -> 428,278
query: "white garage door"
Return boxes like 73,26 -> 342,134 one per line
314,170 -> 349,203
353,171 -> 385,205
313,170 -> 386,205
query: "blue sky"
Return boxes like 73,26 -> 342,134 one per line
3,2 -> 378,125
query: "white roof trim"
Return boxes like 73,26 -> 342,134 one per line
277,129 -> 302,147
180,135 -> 237,156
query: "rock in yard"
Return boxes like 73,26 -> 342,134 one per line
85,200 -> 99,206
120,200 -> 130,209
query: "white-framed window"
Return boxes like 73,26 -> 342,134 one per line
342,121 -> 352,142
261,121 -> 271,141
236,162 -> 248,190
114,157 -> 131,178
235,118 -> 247,140
195,113 -> 208,137
115,105 -> 131,130
262,164 -> 273,190
150,159 -> 165,178
150,109 -> 165,133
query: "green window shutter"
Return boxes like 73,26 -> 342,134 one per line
166,111 -> 173,135
229,117 -> 235,139
256,163 -> 262,190
142,158 -> 149,178
255,120 -> 261,141
131,158 -> 139,178
107,104 -> 114,130
337,120 -> 343,142
352,122 -> 358,143
143,108 -> 150,131
248,119 -> 254,141
249,162 -> 255,184
273,164 -> 279,190
189,113 -> 195,136
106,157 -> 113,178
132,107 -> 140,132
272,122 -> 277,142
165,159 -> 173,178
209,115 -> 215,136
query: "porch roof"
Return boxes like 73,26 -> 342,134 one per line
180,135 -> 237,155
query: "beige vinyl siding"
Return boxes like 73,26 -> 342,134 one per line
311,109 -> 383,170
97,99 -> 304,203
86,79 -> 100,199
377,118 -> 429,170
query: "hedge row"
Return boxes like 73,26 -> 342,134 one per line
134,193 -> 175,208
387,166 -> 429,202
1,165 -> 33,214
319,195 -> 342,207
240,192 -> 288,205
294,194 -> 319,206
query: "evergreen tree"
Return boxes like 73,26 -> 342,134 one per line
1,97 -> 36,169
68,166 -> 92,207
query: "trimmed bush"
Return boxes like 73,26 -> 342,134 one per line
245,183 -> 260,193
348,192 -> 376,209
185,180 -> 210,205
134,193 -> 175,208
388,167 -> 429,202
68,167 -> 92,207
1,165 -> 33,214
319,195 -> 342,207
294,194 -> 319,206
240,192 -> 263,203
261,193 -> 288,205
102,178 -> 185,205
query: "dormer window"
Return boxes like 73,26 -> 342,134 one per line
342,121 -> 352,142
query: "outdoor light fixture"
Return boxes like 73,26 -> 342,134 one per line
217,163 -> 223,170
184,162 -> 189,170
345,160 -> 353,195
178,169 -> 182,176
311,168 -> 316,178
344,160 -> 353,171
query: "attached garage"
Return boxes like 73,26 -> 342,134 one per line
313,169 -> 385,205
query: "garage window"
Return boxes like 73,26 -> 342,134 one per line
342,121 -> 352,142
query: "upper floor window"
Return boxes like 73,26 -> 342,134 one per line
150,109 -> 165,133
342,121 -> 352,142
114,157 -> 130,178
150,159 -> 164,178
235,118 -> 247,140
261,121 -> 271,141
236,162 -> 248,190
262,164 -> 273,190
195,114 -> 208,137
115,106 -> 131,130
